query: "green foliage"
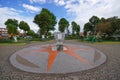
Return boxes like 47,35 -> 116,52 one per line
100,17 -> 106,23
89,16 -> 100,26
89,16 -> 100,33
19,21 -> 30,32
48,35 -> 54,40
84,16 -> 120,41
5,19 -> 18,36
0,39 -> 13,43
58,18 -> 69,32
71,21 -> 80,35
96,22 -> 112,35
84,22 -> 93,32
6,24 -> 18,35
5,19 -> 18,26
76,25 -> 80,35
71,21 -> 77,34
33,8 -> 57,36
27,30 -> 35,36
107,16 -> 120,34
84,16 -> 100,35
96,16 -> 120,36
65,35 -> 79,40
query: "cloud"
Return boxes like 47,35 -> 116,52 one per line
1,0 -> 120,33
22,4 -> 41,12
54,0 -> 65,6
29,0 -> 46,4
53,0 -> 120,32
0,7 -> 39,33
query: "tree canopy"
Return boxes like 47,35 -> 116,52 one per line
96,22 -> 112,35
84,16 -> 120,37
19,21 -> 30,32
33,8 -> 57,36
6,24 -> 18,35
83,16 -> 100,35
89,16 -> 100,33
58,18 -> 69,32
5,19 -> 19,36
27,30 -> 35,36
96,16 -> 120,36
5,19 -> 18,27
71,21 -> 80,35
76,25 -> 80,35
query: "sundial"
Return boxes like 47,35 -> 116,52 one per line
10,32 -> 106,73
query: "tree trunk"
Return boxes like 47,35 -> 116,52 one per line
13,36 -> 17,42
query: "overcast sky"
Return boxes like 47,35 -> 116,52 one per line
0,0 -> 120,32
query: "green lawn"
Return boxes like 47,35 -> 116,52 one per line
94,41 -> 120,44
0,42 -> 26,45
78,39 -> 120,44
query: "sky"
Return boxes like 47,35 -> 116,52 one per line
0,0 -> 120,33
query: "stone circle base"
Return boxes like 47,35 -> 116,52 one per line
10,44 -> 106,73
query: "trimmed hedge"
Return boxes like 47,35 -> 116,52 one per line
0,39 -> 13,43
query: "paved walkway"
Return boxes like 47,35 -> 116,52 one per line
0,40 -> 120,80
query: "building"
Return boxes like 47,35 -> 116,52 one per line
0,28 -> 9,39
0,28 -> 8,34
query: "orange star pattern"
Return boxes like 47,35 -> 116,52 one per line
35,45 -> 92,71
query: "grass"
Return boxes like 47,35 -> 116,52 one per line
0,38 -> 120,45
0,42 -> 26,45
94,41 -> 120,44
78,39 -> 120,44
0,39 -> 54,45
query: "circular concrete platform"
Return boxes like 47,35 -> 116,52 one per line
10,44 -> 106,73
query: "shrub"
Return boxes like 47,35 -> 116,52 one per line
0,39 -> 13,43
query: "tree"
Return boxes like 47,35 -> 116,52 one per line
33,8 -> 57,37
83,16 -> 100,36
58,18 -> 69,33
84,16 -> 120,39
89,16 -> 100,25
71,21 -> 77,35
113,19 -> 120,34
27,30 -> 35,36
96,22 -> 112,36
107,16 -> 120,34
76,25 -> 80,35
71,21 -> 76,35
84,22 -> 93,32
5,19 -> 18,37
19,21 -> 30,33
71,21 -> 80,35
89,16 -> 100,34
96,16 -> 120,36
5,19 -> 18,27
6,24 -> 18,35
100,17 -> 106,23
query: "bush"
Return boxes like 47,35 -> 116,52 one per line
0,39 -> 13,43
65,35 -> 79,40
103,36 -> 115,41
101,36 -> 120,41
117,37 -> 120,41
48,36 -> 54,40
